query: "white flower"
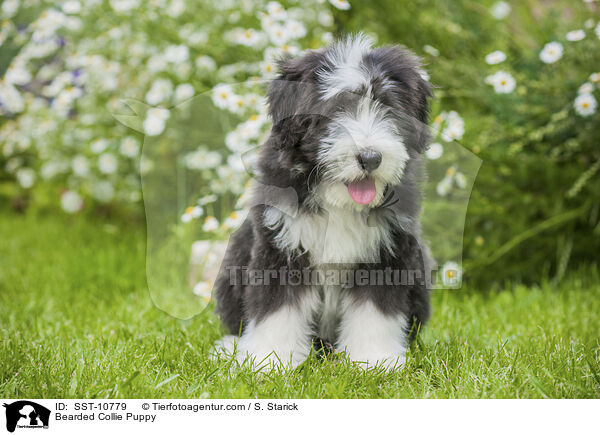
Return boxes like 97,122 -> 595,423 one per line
143,107 -> 170,136
109,0 -> 140,13
539,42 -> 563,64
227,154 -> 246,172
485,70 -> 516,94
181,205 -> 203,223
52,86 -> 83,117
590,72 -> 600,83
147,55 -> 167,73
16,168 -> 35,189
318,11 -> 333,26
40,161 -> 66,180
441,261 -> 462,287
98,153 -> 118,174
198,194 -> 218,205
566,30 -> 585,41
225,130 -> 248,153
433,111 -> 465,142
436,176 -> 452,197
286,19 -> 307,39
190,240 -> 211,264
231,28 -> 265,47
266,23 -> 290,46
441,122 -> 465,141
145,78 -> 173,105
212,84 -> 234,109
1,0 -> 19,18
164,44 -> 189,63
236,116 -> 263,141
174,83 -> 195,102
227,94 -> 247,114
259,60 -> 277,78
90,139 -> 109,154
5,59 -> 32,86
202,216 -> 219,232
190,206 -> 203,217
426,142 -> 443,160
490,1 -> 511,19
193,281 -> 212,299
185,29 -> 207,46
195,55 -> 216,71
329,0 -> 351,10
62,1 -> 81,14
260,13 -> 276,32
485,50 -> 506,65
584,19 -> 595,29
72,155 -> 90,176
167,0 -> 185,17
0,81 -> 24,113
574,93 -> 597,117
120,137 -> 139,158
455,172 -> 467,189
244,94 -> 266,112
223,210 -> 247,230
185,149 -> 222,170
578,82 -> 594,95
266,1 -> 286,20
446,110 -> 463,124
61,190 -> 83,213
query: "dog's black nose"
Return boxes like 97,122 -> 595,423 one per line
357,149 -> 382,172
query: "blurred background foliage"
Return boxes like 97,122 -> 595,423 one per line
1,0 -> 599,289
338,0 -> 600,287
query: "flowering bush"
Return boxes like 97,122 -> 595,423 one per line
0,0 -> 345,216
2,0 -> 599,287
337,0 -> 600,284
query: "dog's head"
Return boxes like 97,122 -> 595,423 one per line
259,34 -> 431,212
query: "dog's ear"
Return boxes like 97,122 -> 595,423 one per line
380,46 -> 432,123
267,57 -> 305,124
373,46 -> 433,153
266,52 -> 323,148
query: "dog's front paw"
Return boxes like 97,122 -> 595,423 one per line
210,335 -> 308,371
337,301 -> 409,371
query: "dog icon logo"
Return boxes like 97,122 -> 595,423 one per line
3,401 -> 50,432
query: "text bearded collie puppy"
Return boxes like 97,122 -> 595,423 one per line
213,34 -> 433,370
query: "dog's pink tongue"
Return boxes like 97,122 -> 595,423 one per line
348,178 -> 377,204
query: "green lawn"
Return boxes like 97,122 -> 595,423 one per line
0,210 -> 598,399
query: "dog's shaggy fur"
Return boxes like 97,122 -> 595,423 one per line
213,34 -> 433,369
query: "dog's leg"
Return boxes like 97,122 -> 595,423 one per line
336,297 -> 408,370
235,288 -> 319,370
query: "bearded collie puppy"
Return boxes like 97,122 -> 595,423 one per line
213,34 -> 433,370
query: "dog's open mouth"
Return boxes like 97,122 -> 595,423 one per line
347,177 -> 377,204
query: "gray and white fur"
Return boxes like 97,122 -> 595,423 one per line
213,34 -> 433,370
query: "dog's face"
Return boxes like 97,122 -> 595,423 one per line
262,34 -> 431,212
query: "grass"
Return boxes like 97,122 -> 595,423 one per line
0,210 -> 599,399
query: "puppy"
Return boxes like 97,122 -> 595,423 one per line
213,34 -> 433,370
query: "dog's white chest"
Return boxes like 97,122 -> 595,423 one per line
265,207 -> 391,264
